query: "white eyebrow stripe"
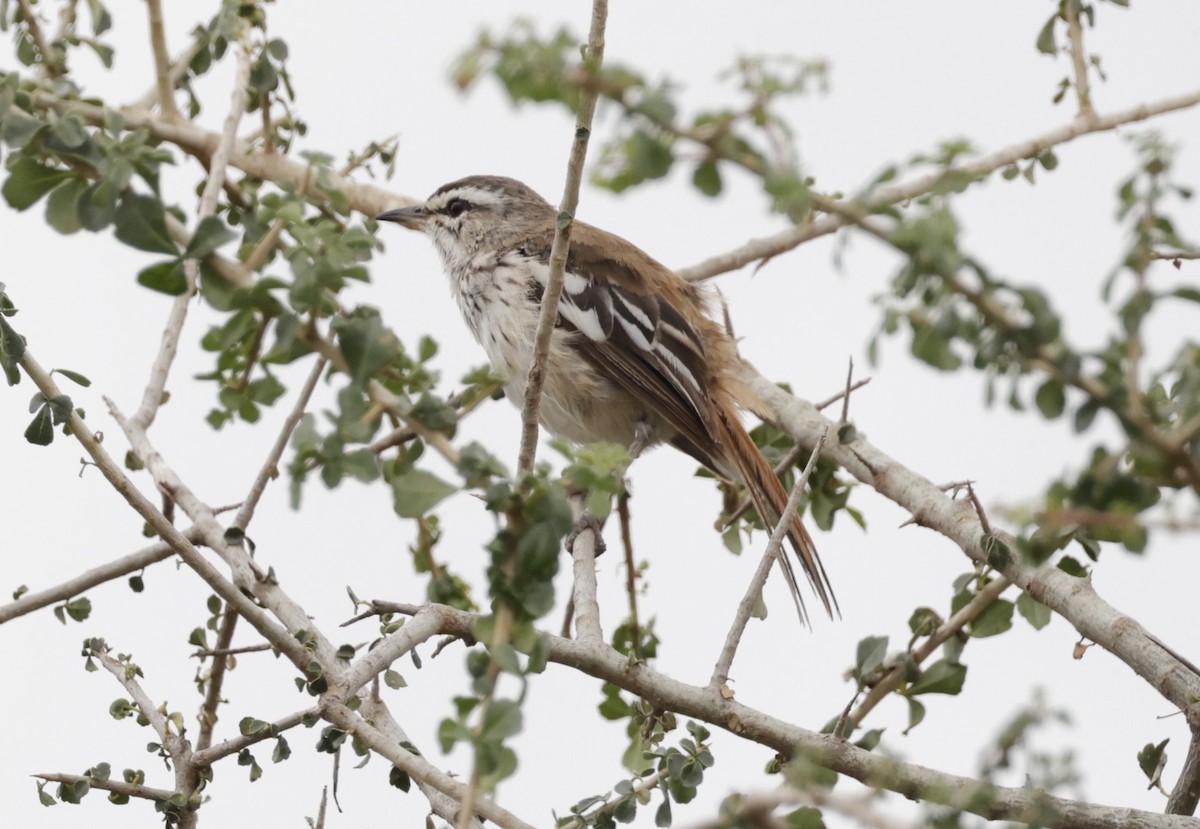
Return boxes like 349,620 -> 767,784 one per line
427,186 -> 505,210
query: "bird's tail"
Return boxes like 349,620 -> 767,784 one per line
714,407 -> 837,624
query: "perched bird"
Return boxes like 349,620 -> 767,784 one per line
378,175 -> 835,621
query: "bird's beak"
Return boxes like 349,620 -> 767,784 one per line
376,204 -> 428,229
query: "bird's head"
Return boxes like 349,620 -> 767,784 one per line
377,175 -> 554,261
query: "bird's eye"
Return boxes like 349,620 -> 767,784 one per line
446,198 -> 469,218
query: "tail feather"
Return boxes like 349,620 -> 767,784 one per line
714,408 -> 838,623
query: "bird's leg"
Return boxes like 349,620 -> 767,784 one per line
564,482 -> 609,554
566,512 -> 607,556
628,418 -> 654,459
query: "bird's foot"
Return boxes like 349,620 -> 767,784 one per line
566,512 -> 607,557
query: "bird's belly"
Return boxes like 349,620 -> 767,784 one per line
471,307 -> 658,450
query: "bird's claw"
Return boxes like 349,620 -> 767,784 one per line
566,513 -> 607,557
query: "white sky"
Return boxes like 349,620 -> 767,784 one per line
2,3 -> 1199,828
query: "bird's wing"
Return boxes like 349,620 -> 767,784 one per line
516,225 -> 720,461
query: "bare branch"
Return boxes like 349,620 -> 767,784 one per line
516,0 -> 609,475
195,604 -> 239,752
710,427 -> 828,690
677,87 -> 1200,282
0,530 -> 200,624
233,355 -> 327,530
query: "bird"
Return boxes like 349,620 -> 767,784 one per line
377,175 -> 835,622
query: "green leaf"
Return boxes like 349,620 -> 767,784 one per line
391,469 -> 456,518
333,312 -> 401,387
1137,739 -> 1169,782
784,806 -> 826,829
1,108 -> 45,148
904,697 -> 926,734
854,635 -> 888,681
184,215 -> 237,259
1034,380 -> 1066,419
481,699 -> 523,741
51,113 -> 88,148
906,659 -> 966,696
25,404 -> 53,445
136,260 -> 187,295
692,160 -> 723,197
2,157 -> 70,211
1035,15 -> 1058,55
114,194 -> 178,255
1016,592 -> 1052,630
969,598 -> 1014,638
45,177 -> 88,234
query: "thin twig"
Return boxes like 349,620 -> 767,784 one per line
301,328 -> 461,467
195,604 -> 239,752
460,4 -> 608,827
15,0 -> 61,79
516,0 -> 609,476
965,483 -> 992,537
1152,249 -> 1200,261
1063,0 -> 1095,119
193,642 -> 273,659
97,646 -> 199,821
839,357 -> 854,425
192,706 -> 318,766
98,649 -> 181,749
130,39 -> 252,431
0,530 -> 200,624
677,87 -> 1200,282
618,491 -> 641,659
34,772 -> 175,803
559,770 -> 669,829
847,576 -> 1012,728
233,355 -> 327,530
710,427 -> 829,690
145,0 -> 179,120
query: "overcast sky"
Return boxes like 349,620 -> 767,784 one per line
3,3 -> 1199,828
